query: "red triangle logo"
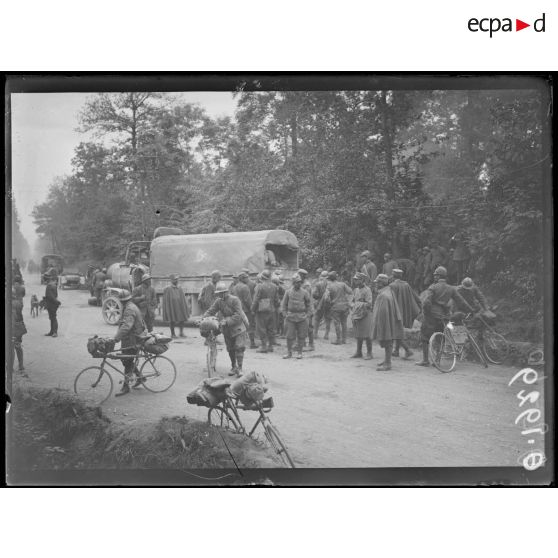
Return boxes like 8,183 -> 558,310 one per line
516,19 -> 530,31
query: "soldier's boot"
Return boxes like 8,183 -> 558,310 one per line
400,340 -> 413,360
364,339 -> 373,360
116,375 -> 132,397
179,327 -> 186,338
267,334 -> 275,352
228,351 -> 237,375
392,339 -> 400,358
307,330 -> 315,351
170,324 -> 177,339
249,333 -> 258,349
341,322 -> 347,344
296,344 -> 303,359
415,343 -> 430,366
331,323 -> 342,345
283,339 -> 293,359
256,340 -> 268,353
235,351 -> 244,375
351,339 -> 364,358
377,341 -> 392,371
324,321 -> 330,340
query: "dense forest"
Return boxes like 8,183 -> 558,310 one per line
32,88 -> 549,338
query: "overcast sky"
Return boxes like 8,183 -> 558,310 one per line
10,92 -> 238,246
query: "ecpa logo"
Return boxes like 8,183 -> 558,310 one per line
468,13 -> 546,37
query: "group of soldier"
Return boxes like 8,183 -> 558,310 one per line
193,242 -> 488,375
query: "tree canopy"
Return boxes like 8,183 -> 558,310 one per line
33,88 -> 548,317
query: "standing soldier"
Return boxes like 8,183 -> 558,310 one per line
242,268 -> 256,298
162,273 -> 190,338
360,251 -> 378,287
324,271 -> 353,345
450,232 -> 471,282
229,273 -> 239,295
11,286 -> 27,373
251,269 -> 278,353
112,290 -> 147,396
272,273 -> 286,339
422,247 -> 434,290
92,267 -> 107,306
281,273 -> 311,359
199,270 -> 222,313
395,257 -> 416,289
131,274 -> 158,333
13,278 -> 26,303
44,275 -> 60,337
414,248 -> 426,292
350,272 -> 374,360
382,253 -> 399,278
389,269 -> 421,359
203,282 -> 247,376
297,269 -> 315,351
313,270 -> 331,339
236,271 -> 258,349
371,274 -> 404,371
416,266 -> 473,367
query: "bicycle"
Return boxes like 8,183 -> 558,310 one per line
208,389 -> 295,468
429,315 -> 489,373
474,313 -> 509,365
74,346 -> 177,405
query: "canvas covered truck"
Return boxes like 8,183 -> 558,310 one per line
150,229 -> 300,318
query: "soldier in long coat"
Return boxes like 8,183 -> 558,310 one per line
131,273 -> 158,333
204,282 -> 247,376
162,273 -> 190,337
350,273 -> 373,360
360,251 -> 378,287
371,274 -> 404,371
312,270 -> 331,339
236,271 -> 257,348
389,269 -> 421,359
251,269 -> 279,353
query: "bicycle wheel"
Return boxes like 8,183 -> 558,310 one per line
140,355 -> 177,392
74,366 -> 113,405
429,332 -> 457,373
208,405 -> 241,432
482,330 -> 509,365
206,340 -> 217,377
264,422 -> 295,468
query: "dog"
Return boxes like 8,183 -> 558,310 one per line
30,294 -> 40,317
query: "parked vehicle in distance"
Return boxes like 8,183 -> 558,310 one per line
59,268 -> 85,289
40,254 -> 64,284
150,229 -> 300,317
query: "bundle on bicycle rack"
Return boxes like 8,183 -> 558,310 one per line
142,332 -> 172,355
87,335 -> 116,358
230,371 -> 273,409
199,316 -> 221,338
187,377 -> 230,408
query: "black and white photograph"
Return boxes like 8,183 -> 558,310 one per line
5,75 -> 553,485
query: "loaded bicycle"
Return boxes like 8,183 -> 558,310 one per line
75,335 -> 177,404
429,312 -> 509,373
188,374 -> 295,468
199,316 -> 220,377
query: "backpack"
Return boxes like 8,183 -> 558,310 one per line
87,335 -> 115,358
187,377 -> 230,408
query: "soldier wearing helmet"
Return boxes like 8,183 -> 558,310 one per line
199,270 -> 222,313
203,281 -> 248,376
323,270 -> 353,345
360,251 -> 378,287
131,273 -> 158,332
297,269 -> 315,351
312,270 -> 332,339
281,273 -> 311,359
251,269 -> 279,353
416,266 -> 474,367
113,289 -> 148,396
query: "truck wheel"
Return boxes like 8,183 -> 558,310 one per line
102,296 -> 122,325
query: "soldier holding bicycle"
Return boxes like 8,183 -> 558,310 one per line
113,289 -> 147,396
416,266 -> 473,367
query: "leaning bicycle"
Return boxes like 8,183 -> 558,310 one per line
75,335 -> 177,405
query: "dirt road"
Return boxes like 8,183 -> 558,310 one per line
13,272 -> 542,468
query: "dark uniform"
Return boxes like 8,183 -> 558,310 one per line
131,283 -> 158,332
92,270 -> 107,306
301,278 -> 315,349
11,293 -> 27,372
204,295 -> 247,372
44,280 -> 60,336
361,260 -> 378,286
251,279 -> 279,352
235,280 -> 257,348
114,300 -> 146,384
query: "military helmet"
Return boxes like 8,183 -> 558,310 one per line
140,273 -> 151,283
461,277 -> 474,289
320,270 -> 329,278
434,266 -> 447,278
261,269 -> 271,280
327,271 -> 337,280
297,268 -> 308,277
214,281 -> 228,294
392,268 -> 403,277
292,273 -> 302,283
119,289 -> 132,302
